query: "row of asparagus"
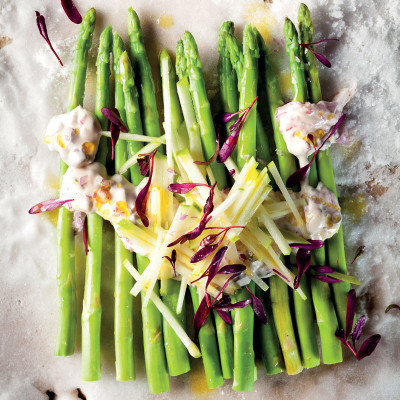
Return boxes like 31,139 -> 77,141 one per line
54,3 -> 350,393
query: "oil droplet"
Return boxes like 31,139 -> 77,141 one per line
188,358 -> 211,397
157,14 -> 174,30
340,194 -> 367,223
243,1 -> 277,43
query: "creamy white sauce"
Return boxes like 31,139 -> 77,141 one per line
45,106 -> 102,168
301,182 -> 341,241
275,87 -> 353,166
60,162 -> 142,225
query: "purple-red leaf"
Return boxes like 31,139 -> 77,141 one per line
217,264 -> 246,275
272,269 -> 290,283
168,183 -> 216,247
193,295 -> 210,336
82,215 -> 88,255
163,249 -> 177,277
35,11 -> 63,66
190,243 -> 219,263
216,309 -> 232,325
194,134 -> 220,165
246,286 -> 268,324
135,150 -> 157,227
110,119 -> 120,161
290,240 -> 324,250
299,39 -> 339,68
212,297 -> 252,311
356,334 -> 381,360
29,198 -> 74,214
385,304 -> 400,313
312,265 -> 336,274
61,0 -> 82,24
345,289 -> 357,339
312,275 -> 342,283
168,183 -> 210,194
351,245 -> 366,264
351,315 -> 366,344
205,246 -> 228,293
101,107 -> 129,133
286,114 -> 346,187
294,248 -> 312,289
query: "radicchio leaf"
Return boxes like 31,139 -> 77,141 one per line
246,286 -> 268,324
29,198 -> 74,214
294,248 -> 312,289
312,275 -> 342,283
110,118 -> 120,161
217,97 -> 258,163
298,39 -> 339,68
351,245 -> 366,264
216,309 -> 232,325
312,265 -> 336,274
35,11 -> 63,66
346,289 -> 357,339
135,150 -> 157,227
168,183 -> 210,194
212,296 -> 252,311
190,243 -> 219,263
194,134 -> 220,165
356,334 -> 381,360
351,315 -> 366,344
168,183 -> 216,247
193,295 -> 210,336
82,215 -> 88,255
163,249 -> 177,277
286,114 -> 346,187
290,240 -> 324,250
385,304 -> 400,313
101,107 -> 129,133
61,0 -> 82,24
272,269 -> 290,283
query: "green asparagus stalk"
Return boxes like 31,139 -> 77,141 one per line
284,17 -> 320,369
127,7 -> 162,142
112,34 -> 135,381
298,3 -> 343,363
81,24 -> 111,381
176,41 -> 205,164
231,282 -> 256,391
189,287 -> 224,389
183,31 -> 227,189
298,5 -> 350,329
119,50 -> 170,392
55,8 -> 96,357
256,28 -> 303,375
224,30 -> 271,166
159,48 -> 191,377
255,285 -> 284,375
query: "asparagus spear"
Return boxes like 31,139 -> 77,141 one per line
55,8 -> 96,357
255,285 -> 284,374
298,5 -> 350,329
159,48 -> 191,377
189,287 -> 224,389
183,31 -> 227,189
256,29 -> 303,375
112,34 -> 135,381
224,30 -> 272,166
175,41 -> 205,164
120,50 -> 170,392
298,3 -> 343,364
284,17 -> 320,369
127,7 -> 162,141
81,24 -> 111,381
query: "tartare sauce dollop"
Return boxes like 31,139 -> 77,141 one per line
45,106 -> 102,168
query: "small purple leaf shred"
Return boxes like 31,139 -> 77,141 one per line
272,269 -> 290,283
294,248 -> 312,289
29,198 -> 74,214
351,245 -> 366,264
168,183 -> 210,194
312,275 -> 341,283
312,265 -> 336,274
351,315 -> 366,345
194,134 -> 220,165
82,215 -> 88,255
286,114 -> 346,187
216,310 -> 232,325
193,295 -> 210,337
245,286 -> 268,324
346,289 -> 357,339
290,240 -> 324,250
356,334 -> 381,360
135,150 -> 157,227
110,120 -> 120,161
61,0 -> 83,24
101,108 -> 129,133
35,11 -> 63,66
163,249 -> 177,277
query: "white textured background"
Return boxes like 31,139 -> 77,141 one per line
0,0 -> 399,399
